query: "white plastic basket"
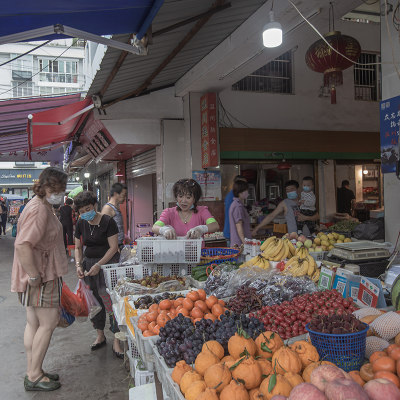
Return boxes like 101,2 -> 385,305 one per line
102,264 -> 151,291
127,325 -> 141,360
131,316 -> 159,371
136,237 -> 202,263
152,343 -> 175,399
167,372 -> 186,400
149,263 -> 197,277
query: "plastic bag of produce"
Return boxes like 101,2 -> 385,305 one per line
204,263 -> 240,297
75,279 -> 102,320
119,245 -> 132,263
58,307 -> 75,328
60,282 -> 88,318
352,218 -> 385,240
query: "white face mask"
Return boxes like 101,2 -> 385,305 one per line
46,193 -> 65,205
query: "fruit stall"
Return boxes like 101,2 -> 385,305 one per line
101,234 -> 400,400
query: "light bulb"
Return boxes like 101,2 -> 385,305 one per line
363,170 -> 368,175
262,11 -> 282,48
94,180 -> 99,185
75,176 -> 80,181
84,172 -> 90,178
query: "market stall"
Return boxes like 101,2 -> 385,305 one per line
100,233 -> 400,399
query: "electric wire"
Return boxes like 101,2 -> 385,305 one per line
0,40 -> 51,67
218,97 -> 251,128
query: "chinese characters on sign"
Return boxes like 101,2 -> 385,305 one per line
380,96 -> 400,173
200,93 -> 218,168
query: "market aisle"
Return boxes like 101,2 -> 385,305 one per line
0,234 -> 129,400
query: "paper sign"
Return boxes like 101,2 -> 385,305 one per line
356,277 -> 379,308
332,269 -> 351,297
347,275 -> 361,301
318,267 -> 335,290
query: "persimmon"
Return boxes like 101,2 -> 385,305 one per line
178,308 -> 189,317
204,313 -> 216,322
183,298 -> 194,311
374,371 -> 400,388
159,299 -> 172,310
211,304 -> 224,318
153,324 -> 161,335
387,345 -> 400,361
159,309 -> 168,315
372,356 -> 396,373
148,321 -> 156,332
195,300 -> 208,313
143,330 -> 155,337
191,307 -> 204,319
370,351 -> 387,363
197,289 -> 206,301
218,299 -> 225,307
205,296 -> 218,309
149,304 -> 159,313
137,321 -> 148,332
156,313 -> 171,328
193,318 -> 202,324
187,291 -> 200,302
146,311 -> 158,322
174,297 -> 184,308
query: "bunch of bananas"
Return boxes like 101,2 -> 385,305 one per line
294,246 -> 310,258
239,254 -> 270,269
282,253 -> 319,280
260,236 -> 296,261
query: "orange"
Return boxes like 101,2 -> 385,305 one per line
148,321 -> 156,332
149,304 -> 159,313
174,298 -> 184,308
156,313 -> 171,328
370,351 -> 387,363
146,311 -> 158,322
194,300 -> 208,314
205,296 -> 218,310
153,324 -> 161,335
159,299 -> 172,310
374,371 -> 400,388
218,299 -> 225,307
197,289 -> 207,301
187,291 -> 200,302
372,356 -> 396,373
143,330 -> 155,337
183,298 -> 194,311
211,303 -> 224,318
191,307 -> 204,319
137,321 -> 148,332
387,345 -> 400,361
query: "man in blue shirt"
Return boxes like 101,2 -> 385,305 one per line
18,198 -> 29,218
223,175 -> 247,240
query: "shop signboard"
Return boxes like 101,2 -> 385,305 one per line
192,170 -> 221,201
200,93 -> 218,168
0,169 -> 42,185
380,95 -> 400,173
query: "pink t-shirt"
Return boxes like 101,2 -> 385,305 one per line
158,206 -> 213,237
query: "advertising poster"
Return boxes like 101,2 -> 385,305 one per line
192,170 -> 221,201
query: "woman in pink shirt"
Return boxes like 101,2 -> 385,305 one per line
11,167 -> 68,392
153,179 -> 219,239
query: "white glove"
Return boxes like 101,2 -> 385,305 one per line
159,225 -> 177,240
185,225 -> 209,239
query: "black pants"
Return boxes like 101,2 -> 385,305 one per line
62,224 -> 74,247
0,217 -> 6,234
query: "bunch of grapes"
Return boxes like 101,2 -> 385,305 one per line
227,286 -> 263,314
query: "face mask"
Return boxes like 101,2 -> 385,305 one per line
176,202 -> 194,210
287,191 -> 298,200
303,186 -> 311,192
46,193 -> 65,205
81,209 -> 96,221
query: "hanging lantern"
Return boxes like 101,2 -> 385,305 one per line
305,31 -> 361,104
277,159 -> 292,170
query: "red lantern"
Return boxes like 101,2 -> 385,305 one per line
305,31 -> 361,104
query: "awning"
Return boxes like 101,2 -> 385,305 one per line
28,97 -> 93,150
0,0 -> 164,53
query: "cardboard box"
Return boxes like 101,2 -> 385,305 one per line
134,359 -> 155,386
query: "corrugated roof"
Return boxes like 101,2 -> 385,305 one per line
87,0 -> 267,103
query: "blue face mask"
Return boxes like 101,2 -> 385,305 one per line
176,202 -> 194,210
81,209 -> 96,221
303,186 -> 311,192
287,191 -> 298,200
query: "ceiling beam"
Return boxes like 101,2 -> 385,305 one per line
103,0 -> 227,109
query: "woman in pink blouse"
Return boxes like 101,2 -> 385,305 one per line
153,178 -> 219,238
11,167 -> 68,392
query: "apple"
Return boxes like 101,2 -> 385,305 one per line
363,378 -> 400,400
289,232 -> 298,240
325,379 -> 369,400
315,246 -> 323,252
296,241 -> 303,248
288,383 -> 327,400
298,234 -> 307,243
310,365 -> 346,393
304,239 -> 313,248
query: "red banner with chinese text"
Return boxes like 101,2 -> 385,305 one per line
200,93 -> 218,169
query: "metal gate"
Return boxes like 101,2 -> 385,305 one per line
126,149 -> 156,179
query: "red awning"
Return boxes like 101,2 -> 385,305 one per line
28,97 -> 93,150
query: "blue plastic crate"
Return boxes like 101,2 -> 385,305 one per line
306,323 -> 369,372
199,247 -> 240,266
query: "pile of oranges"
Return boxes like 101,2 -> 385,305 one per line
137,289 -> 227,337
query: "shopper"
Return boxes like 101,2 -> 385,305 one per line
59,198 -> 74,248
223,175 -> 247,242
153,178 -> 219,239
298,176 -> 317,234
18,197 -> 29,218
252,180 -> 319,236
0,199 -> 7,235
74,191 -> 124,358
11,167 -> 68,392
337,180 -> 355,215
229,180 -> 251,247
101,182 -> 127,249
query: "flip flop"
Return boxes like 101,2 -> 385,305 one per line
24,374 -> 61,392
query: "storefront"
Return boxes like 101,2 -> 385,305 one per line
0,168 -> 43,197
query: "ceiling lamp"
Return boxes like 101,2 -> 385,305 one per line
84,172 -> 90,178
363,169 -> 369,175
263,10 -> 282,48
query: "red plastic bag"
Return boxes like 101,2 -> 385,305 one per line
75,279 -> 102,320
61,282 -> 88,317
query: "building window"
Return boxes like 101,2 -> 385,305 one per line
354,52 -> 381,101
38,59 -> 79,84
232,50 -> 293,94
12,81 -> 33,97
38,86 -> 78,96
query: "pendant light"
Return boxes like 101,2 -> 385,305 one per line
263,10 -> 282,48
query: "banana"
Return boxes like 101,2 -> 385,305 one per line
306,255 -> 316,276
281,240 -> 290,260
272,241 -> 287,261
285,239 -> 296,257
312,269 -> 320,283
261,236 -> 276,251
269,239 -> 284,258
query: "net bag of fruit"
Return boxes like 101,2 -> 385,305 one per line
353,307 -> 384,319
365,336 -> 390,359
369,312 -> 400,340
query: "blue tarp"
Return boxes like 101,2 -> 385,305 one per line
0,0 -> 163,41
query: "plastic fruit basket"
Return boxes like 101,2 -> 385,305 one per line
152,342 -> 175,399
309,251 -> 328,261
101,264 -> 151,291
306,322 -> 369,371
136,237 -> 202,263
199,247 -> 240,266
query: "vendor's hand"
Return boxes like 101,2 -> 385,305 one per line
85,263 -> 101,277
251,228 -> 259,237
76,266 -> 85,279
159,225 -> 177,240
185,225 -> 208,239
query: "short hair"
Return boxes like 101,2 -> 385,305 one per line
24,198 -> 29,204
233,181 -> 249,197
342,180 -> 350,187
73,191 -> 97,212
173,179 -> 202,213
110,182 -> 127,196
234,175 -> 247,183
302,176 -> 314,183
284,180 -> 299,189
32,167 -> 68,199
65,198 -> 73,206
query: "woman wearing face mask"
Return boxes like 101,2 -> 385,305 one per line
11,167 -> 68,392
73,191 -> 123,357
229,180 -> 251,247
152,178 -> 219,239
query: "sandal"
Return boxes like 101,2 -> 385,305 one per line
90,338 -> 107,351
113,347 -> 124,359
24,374 -> 61,392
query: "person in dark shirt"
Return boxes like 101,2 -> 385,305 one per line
18,198 -> 29,219
73,191 -> 123,358
337,180 -> 356,215
59,198 -> 74,248
0,200 -> 7,235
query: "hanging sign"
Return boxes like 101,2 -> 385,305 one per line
380,96 -> 400,173
192,170 -> 221,201
200,93 -> 218,168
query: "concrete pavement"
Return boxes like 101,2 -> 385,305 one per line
0,227 -> 130,400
